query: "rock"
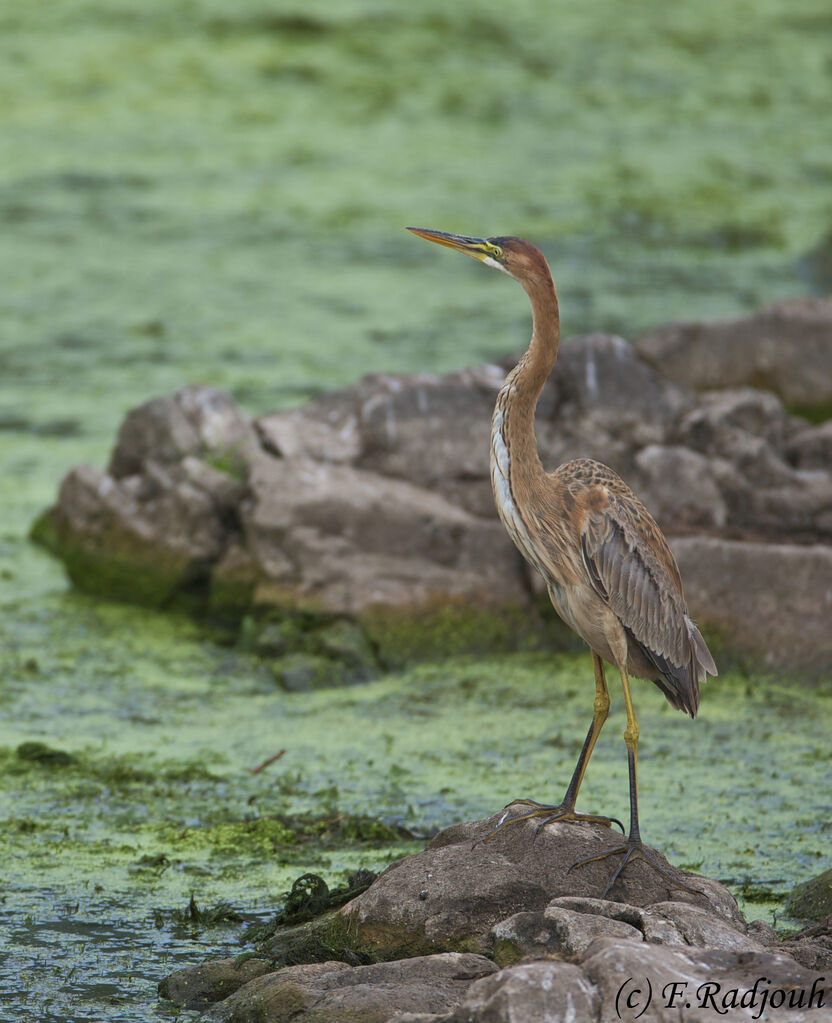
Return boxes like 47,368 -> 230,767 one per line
787,869 -> 832,923
199,953 -> 497,1023
305,815 -> 744,964
31,461 -> 228,606
647,900 -> 766,953
257,367 -> 502,518
241,451 -> 526,616
30,386 -> 258,607
539,334 -> 692,464
786,419 -> 832,470
434,960 -> 600,1023
161,820 -> 832,1022
109,385 -> 257,479
157,957 -> 271,1010
580,937 -> 829,1023
33,313 -> 832,672
543,896 -> 686,945
670,537 -> 832,674
746,918 -> 781,947
781,919 -> 832,972
632,445 -> 727,532
674,389 -> 832,544
489,895 -> 766,965
491,905 -> 642,963
635,296 -> 832,414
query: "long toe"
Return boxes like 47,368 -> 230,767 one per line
569,838 -> 702,898
475,802 -> 623,848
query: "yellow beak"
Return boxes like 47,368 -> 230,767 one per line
407,227 -> 499,263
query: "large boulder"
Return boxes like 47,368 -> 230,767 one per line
670,538 -> 832,673
31,386 -> 255,606
634,296 -> 832,415
322,815 -> 744,962
240,450 -> 525,616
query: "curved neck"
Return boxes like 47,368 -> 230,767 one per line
495,273 -> 560,480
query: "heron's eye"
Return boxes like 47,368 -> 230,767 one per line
487,243 -> 503,260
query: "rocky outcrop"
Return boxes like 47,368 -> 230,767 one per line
160,816 -> 832,1022
32,302 -> 832,672
321,815 -> 744,962
634,296 -> 832,415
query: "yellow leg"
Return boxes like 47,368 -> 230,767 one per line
568,667 -> 700,897
476,653 -> 622,845
562,653 -> 611,804
619,666 -> 641,841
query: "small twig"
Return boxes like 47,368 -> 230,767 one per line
251,750 -> 286,775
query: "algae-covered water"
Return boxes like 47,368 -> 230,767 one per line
2,1 -> 832,1020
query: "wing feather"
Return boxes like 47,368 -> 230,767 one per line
579,489 -> 716,717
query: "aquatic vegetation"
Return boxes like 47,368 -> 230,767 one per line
1,0 -> 831,1018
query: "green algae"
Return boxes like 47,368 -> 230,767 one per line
1,0 -> 832,1018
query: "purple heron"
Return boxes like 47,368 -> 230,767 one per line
408,227 -> 717,895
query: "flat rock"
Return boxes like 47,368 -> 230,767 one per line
492,905 -> 643,961
201,953 -> 497,1023
242,450 -> 526,615
580,937 -> 830,1023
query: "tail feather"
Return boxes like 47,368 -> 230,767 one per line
688,616 -> 718,682
627,617 -> 717,719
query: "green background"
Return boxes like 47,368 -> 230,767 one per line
1,2 -> 830,1020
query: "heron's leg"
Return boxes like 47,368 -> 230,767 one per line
477,654 -> 623,845
568,667 -> 700,897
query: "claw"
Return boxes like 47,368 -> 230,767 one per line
569,838 -> 703,899
473,800 -> 624,849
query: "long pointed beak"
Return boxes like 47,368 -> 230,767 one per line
407,227 -> 496,263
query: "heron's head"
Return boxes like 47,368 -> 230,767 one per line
407,227 -> 551,286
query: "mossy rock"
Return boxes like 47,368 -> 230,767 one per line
30,507 -> 198,608
786,869 -> 832,922
362,596 -> 578,669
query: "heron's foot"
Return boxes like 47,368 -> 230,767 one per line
474,799 -> 624,848
568,835 -> 702,899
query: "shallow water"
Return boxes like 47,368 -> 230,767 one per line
1,1 -> 832,1019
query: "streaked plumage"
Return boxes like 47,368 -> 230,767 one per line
409,226 -> 717,896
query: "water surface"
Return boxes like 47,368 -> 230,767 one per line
1,1 -> 831,1019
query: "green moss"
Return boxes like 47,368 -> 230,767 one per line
270,653 -> 351,692
263,908 -> 375,968
236,613 -> 381,689
42,527 -> 193,609
203,449 -> 247,483
492,939 -> 527,968
786,869 -> 832,922
786,401 -> 832,426
28,508 -> 60,556
362,597 -> 577,669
